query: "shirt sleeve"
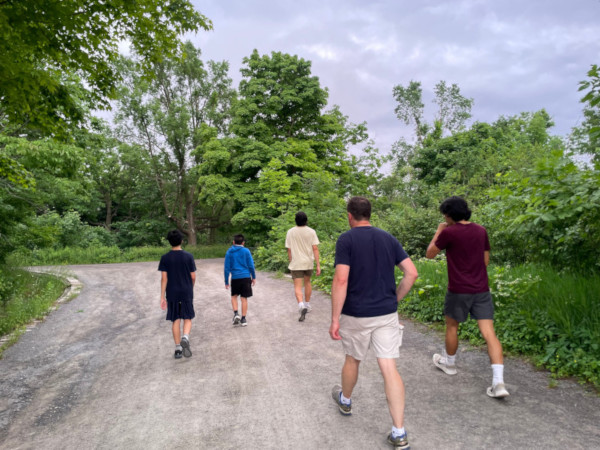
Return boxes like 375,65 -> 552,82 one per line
247,249 -> 256,279
224,252 -> 230,284
312,229 -> 320,246
334,233 -> 351,267
285,229 -> 291,249
394,239 -> 409,264
158,255 -> 167,272
435,228 -> 450,250
188,253 -> 197,272
484,229 -> 491,251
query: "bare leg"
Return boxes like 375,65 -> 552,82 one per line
183,319 -> 192,336
378,358 -> 405,428
341,355 -> 361,398
172,319 -> 181,344
241,297 -> 248,316
293,278 -> 304,304
231,295 -> 239,312
445,316 -> 459,356
304,275 -> 312,304
478,319 -> 503,364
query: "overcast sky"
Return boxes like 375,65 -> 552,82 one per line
187,0 -> 600,154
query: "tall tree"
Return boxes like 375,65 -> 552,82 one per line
115,42 -> 236,245
0,0 -> 211,136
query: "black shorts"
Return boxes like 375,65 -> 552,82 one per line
231,278 -> 253,298
444,291 -> 494,322
166,298 -> 195,321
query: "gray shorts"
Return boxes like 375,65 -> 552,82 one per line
339,312 -> 401,360
444,291 -> 494,322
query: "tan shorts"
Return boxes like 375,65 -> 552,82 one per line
290,269 -> 313,279
339,312 -> 401,360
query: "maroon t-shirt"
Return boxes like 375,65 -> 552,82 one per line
435,223 -> 490,294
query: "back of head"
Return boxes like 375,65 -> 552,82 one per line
295,211 -> 308,226
440,196 -> 472,222
347,196 -> 371,220
233,234 -> 245,245
167,229 -> 183,247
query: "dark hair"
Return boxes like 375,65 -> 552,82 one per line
440,196 -> 472,222
233,234 -> 245,245
167,229 -> 183,247
347,196 -> 371,220
295,211 -> 308,226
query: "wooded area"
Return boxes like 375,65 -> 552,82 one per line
1,1 -> 599,386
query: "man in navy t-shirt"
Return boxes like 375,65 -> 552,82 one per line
426,196 -> 509,399
329,197 -> 418,449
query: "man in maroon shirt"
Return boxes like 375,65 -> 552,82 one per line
426,196 -> 509,398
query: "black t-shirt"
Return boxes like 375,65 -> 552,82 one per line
334,226 -> 409,317
158,250 -> 196,302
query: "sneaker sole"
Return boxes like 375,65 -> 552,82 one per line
174,352 -> 183,359
487,387 -> 510,398
180,339 -> 192,358
387,434 -> 410,449
299,308 -> 308,322
432,354 -> 457,375
331,386 -> 352,415
233,317 -> 241,325
241,322 -> 248,327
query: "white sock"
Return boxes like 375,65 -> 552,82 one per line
491,364 -> 504,386
446,353 -> 456,365
340,392 -> 351,405
392,426 -> 406,438
298,302 -> 305,310
183,334 -> 189,341
176,344 -> 182,350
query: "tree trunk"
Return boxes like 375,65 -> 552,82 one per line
104,193 -> 112,230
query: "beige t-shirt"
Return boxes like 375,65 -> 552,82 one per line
285,226 -> 320,271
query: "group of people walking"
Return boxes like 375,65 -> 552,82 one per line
158,195 -> 508,449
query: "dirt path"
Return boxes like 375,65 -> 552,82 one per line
0,260 -> 598,449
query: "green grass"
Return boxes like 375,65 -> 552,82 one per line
7,244 -> 229,266
0,268 -> 68,350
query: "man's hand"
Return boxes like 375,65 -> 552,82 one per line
316,264 -> 321,276
252,279 -> 256,286
329,320 -> 342,340
225,284 -> 229,290
160,296 -> 167,310
437,222 -> 448,232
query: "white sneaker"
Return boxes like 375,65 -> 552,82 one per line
433,353 -> 457,375
487,383 -> 510,398
305,303 -> 312,312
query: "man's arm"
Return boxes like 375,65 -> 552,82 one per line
312,245 -> 321,275
329,264 -> 350,340
190,272 -> 196,287
426,223 -> 447,259
160,272 -> 168,310
396,258 -> 418,301
484,250 -> 490,267
287,248 -> 292,262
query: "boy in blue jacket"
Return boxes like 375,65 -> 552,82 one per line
224,234 -> 256,326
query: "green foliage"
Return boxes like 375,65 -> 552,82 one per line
0,0 -> 211,135
0,268 -> 67,337
399,260 -> 600,387
575,64 -> 600,162
490,152 -> 600,271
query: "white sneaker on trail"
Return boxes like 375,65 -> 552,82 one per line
433,353 -> 457,375
487,383 -> 510,398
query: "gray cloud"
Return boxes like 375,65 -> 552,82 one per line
189,0 -> 600,152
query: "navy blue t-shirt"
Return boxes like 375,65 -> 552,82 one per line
158,250 -> 196,302
334,226 -> 409,317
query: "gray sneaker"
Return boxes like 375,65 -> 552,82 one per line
387,432 -> 410,449
180,336 -> 192,358
487,383 -> 510,398
232,312 -> 241,325
433,353 -> 457,375
331,385 -> 352,415
299,307 -> 308,322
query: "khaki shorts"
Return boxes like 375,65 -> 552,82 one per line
290,269 -> 313,279
339,312 -> 401,360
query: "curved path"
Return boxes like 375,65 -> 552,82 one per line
0,260 -> 599,449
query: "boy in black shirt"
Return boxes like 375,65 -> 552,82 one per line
159,230 -> 197,359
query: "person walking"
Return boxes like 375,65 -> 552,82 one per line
329,197 -> 418,449
224,234 -> 256,327
426,196 -> 509,398
159,229 -> 197,359
285,211 -> 321,322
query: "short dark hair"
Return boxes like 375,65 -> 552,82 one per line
233,234 -> 245,245
347,196 -> 371,220
440,196 -> 472,222
295,211 -> 308,226
167,229 -> 183,247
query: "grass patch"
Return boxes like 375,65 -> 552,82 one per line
7,244 -> 229,266
0,267 -> 68,346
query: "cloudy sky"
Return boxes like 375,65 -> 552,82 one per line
187,0 -> 600,154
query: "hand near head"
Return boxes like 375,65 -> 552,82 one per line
437,222 -> 448,232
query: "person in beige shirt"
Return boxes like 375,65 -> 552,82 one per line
285,211 -> 321,322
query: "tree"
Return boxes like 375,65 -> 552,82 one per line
0,0 -> 211,136
571,64 -> 600,163
115,42 -> 236,245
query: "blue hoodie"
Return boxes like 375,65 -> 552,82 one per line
224,245 -> 256,284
